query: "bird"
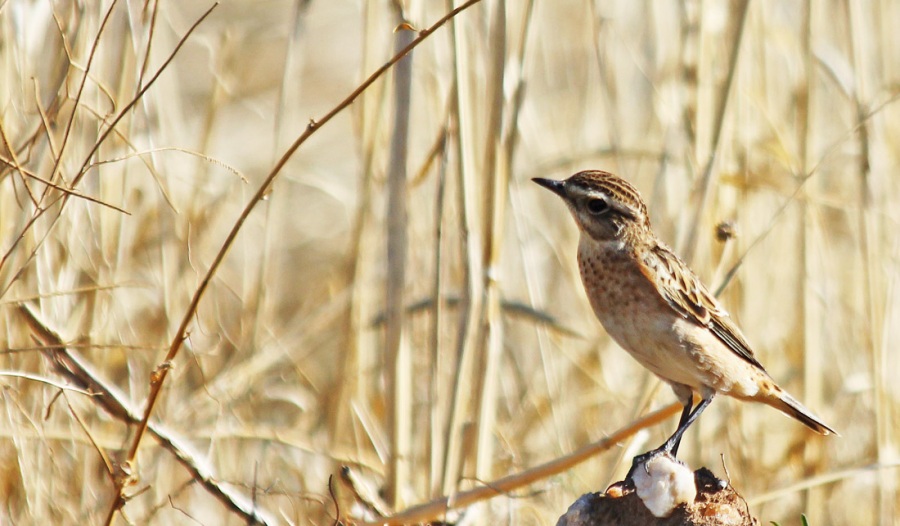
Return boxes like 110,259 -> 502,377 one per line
533,170 -> 835,471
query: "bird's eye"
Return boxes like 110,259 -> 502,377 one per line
586,198 -> 609,215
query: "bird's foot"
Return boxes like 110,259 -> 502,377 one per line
625,446 -> 677,483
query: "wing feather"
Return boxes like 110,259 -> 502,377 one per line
642,243 -> 767,372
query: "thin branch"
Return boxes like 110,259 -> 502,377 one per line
0,371 -> 93,395
0,155 -> 130,213
0,115 -> 38,206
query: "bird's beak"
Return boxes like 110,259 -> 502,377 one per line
532,177 -> 566,198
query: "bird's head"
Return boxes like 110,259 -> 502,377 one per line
533,170 -> 650,242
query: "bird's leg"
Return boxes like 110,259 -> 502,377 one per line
659,395 -> 713,456
669,394 -> 695,457
626,395 -> 715,481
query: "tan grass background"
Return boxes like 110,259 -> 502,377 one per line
1,0 -> 898,524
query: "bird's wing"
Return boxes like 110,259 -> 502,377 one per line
642,243 -> 767,372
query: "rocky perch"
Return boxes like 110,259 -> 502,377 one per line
556,453 -> 758,526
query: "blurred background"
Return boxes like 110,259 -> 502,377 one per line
1,0 -> 898,524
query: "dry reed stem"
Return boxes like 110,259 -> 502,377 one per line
440,0 -> 486,498
425,98 -> 454,497
843,3 -> 891,523
473,0 -> 508,483
748,460 -> 900,507
383,2 -> 415,506
798,2 -> 823,518
682,0 -> 750,261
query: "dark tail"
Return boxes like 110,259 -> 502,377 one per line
765,389 -> 838,435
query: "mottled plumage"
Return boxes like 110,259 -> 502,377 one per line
534,170 -> 835,465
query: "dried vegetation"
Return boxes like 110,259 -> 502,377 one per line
0,1 -> 898,524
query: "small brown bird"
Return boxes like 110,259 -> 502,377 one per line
534,170 -> 835,467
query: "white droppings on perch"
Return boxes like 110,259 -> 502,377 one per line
631,452 -> 697,518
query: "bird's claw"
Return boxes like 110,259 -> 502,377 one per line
625,447 -> 675,482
